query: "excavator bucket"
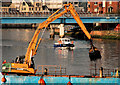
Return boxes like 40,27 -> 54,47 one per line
89,46 -> 101,61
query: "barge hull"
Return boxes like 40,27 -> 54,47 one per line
0,73 -> 120,84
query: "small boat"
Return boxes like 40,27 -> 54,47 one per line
54,38 -> 75,50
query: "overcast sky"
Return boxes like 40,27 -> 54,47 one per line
2,0 -> 120,2
63,0 -> 87,2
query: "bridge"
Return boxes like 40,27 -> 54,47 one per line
1,14 -> 120,24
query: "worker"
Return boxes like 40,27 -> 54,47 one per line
71,41 -> 73,44
44,68 -> 48,75
58,40 -> 62,44
99,67 -> 103,77
2,60 -> 6,64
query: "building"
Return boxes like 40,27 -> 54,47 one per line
87,0 -> 120,14
45,0 -> 63,12
63,0 -> 87,12
2,0 -> 87,13
19,1 -> 33,12
43,0 -> 87,12
19,0 -> 49,13
33,1 -> 42,12
2,0 -> 12,12
9,3 -> 19,12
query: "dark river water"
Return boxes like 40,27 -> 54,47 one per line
1,29 -> 120,75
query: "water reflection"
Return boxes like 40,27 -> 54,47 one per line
2,29 -> 120,75
93,39 -> 120,69
2,29 -> 35,42
56,48 -> 69,59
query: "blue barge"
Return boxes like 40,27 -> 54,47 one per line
0,73 -> 120,84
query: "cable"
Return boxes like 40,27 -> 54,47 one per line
41,27 -> 47,39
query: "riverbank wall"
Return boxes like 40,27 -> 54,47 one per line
90,30 -> 120,40
2,24 -> 38,29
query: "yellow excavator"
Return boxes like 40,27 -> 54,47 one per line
2,3 -> 100,75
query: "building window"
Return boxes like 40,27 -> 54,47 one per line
94,8 -> 98,12
23,2 -> 25,5
32,8 -> 33,10
79,2 -> 82,7
39,7 -> 41,11
99,4 -> 102,7
63,2 -> 67,4
36,3 -> 39,7
79,2 -> 81,4
74,2 -> 78,4
103,1 -> 105,7
108,6 -> 113,13
22,8 -> 23,10
94,2 -> 98,5
43,6 -> 45,10
109,1 -> 112,4
99,11 -> 103,14
36,7 -> 37,11
29,8 -> 31,11
101,11 -> 103,13
69,2 -> 73,4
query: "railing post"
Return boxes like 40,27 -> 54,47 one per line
60,65 -> 62,75
95,63 -> 96,76
90,69 -> 91,76
55,67 -> 56,75
99,67 -> 103,78
42,65 -> 43,74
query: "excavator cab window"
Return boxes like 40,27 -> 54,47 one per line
15,55 -> 25,63
30,57 -> 35,69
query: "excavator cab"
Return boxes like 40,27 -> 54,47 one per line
15,55 -> 25,64
2,56 -> 35,75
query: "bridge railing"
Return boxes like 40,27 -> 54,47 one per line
90,68 -> 118,77
37,65 -> 66,75
1,12 -> 120,18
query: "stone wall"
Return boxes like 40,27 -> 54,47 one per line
90,30 -> 120,36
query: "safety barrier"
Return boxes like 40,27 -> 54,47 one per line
90,68 -> 117,77
1,12 -> 120,18
37,65 -> 66,75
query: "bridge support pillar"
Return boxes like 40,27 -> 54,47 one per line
58,24 -> 64,38
50,25 -> 55,39
93,23 -> 102,30
95,23 -> 102,26
32,24 -> 36,29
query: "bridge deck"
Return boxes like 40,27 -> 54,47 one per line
1,16 -> 120,24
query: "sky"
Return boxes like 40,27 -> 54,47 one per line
63,0 -> 119,1
11,0 -> 87,3
2,0 -> 120,2
63,0 -> 87,1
